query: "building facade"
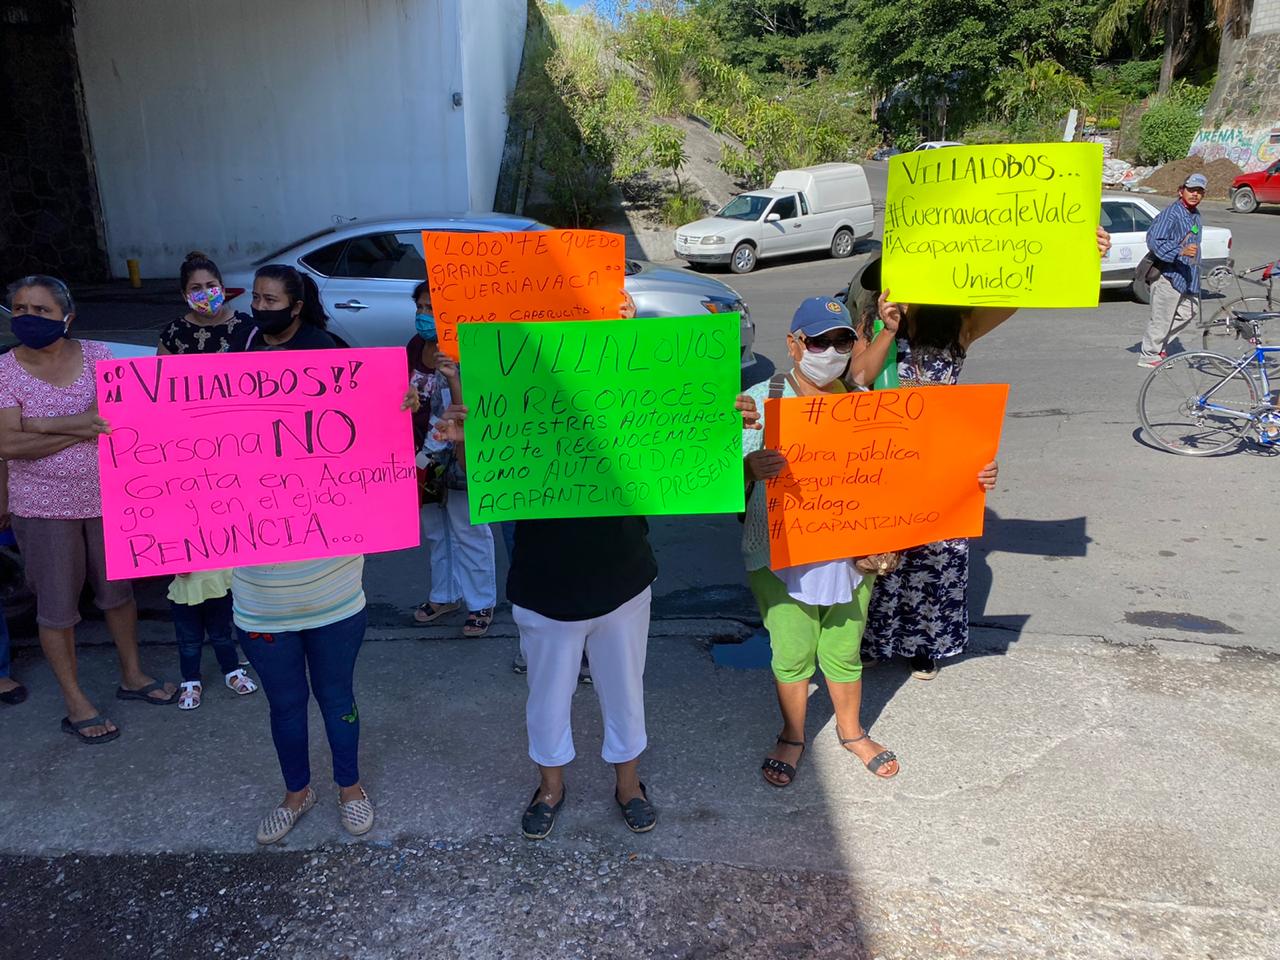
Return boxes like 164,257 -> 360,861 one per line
0,0 -> 527,281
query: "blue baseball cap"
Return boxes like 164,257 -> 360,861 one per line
790,296 -> 855,337
1183,173 -> 1208,190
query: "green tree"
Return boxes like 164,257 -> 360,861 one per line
842,0 -> 1098,140
986,51 -> 1088,139
1092,0 -> 1224,94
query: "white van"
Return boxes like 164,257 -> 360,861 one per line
674,163 -> 874,274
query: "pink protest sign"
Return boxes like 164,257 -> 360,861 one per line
96,347 -> 419,580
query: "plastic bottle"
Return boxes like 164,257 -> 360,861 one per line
872,317 -> 899,390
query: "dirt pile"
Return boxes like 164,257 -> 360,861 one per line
1141,155 -> 1244,198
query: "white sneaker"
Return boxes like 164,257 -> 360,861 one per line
1137,353 -> 1165,368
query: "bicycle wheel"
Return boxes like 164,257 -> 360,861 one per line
1138,351 -> 1259,456
1201,296 -> 1276,348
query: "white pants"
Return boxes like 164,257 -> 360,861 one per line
421,491 -> 496,611
514,586 -> 651,767
1143,274 -> 1198,357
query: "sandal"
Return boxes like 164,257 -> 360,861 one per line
521,785 -> 566,841
836,727 -> 899,779
463,608 -> 494,638
616,782 -> 657,833
225,669 -> 258,695
413,600 -> 459,624
761,736 -> 805,788
257,787 -> 318,845
60,714 -> 120,744
178,681 -> 202,711
115,680 -> 178,705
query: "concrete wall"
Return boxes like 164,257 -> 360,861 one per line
73,0 -> 524,277
1254,0 -> 1280,35
460,0 -> 528,213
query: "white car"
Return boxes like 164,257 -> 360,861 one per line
675,163 -> 874,274
912,140 -> 964,151
1100,194 -> 1233,303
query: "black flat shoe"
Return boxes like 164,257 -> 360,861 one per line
521,785 -> 565,841
616,782 -> 657,833
0,683 -> 27,705
910,654 -> 939,680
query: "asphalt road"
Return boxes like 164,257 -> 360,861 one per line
4,171 -> 1279,960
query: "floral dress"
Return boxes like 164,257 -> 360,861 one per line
863,336 -> 970,661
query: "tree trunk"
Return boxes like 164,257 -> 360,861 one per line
1158,6 -> 1178,94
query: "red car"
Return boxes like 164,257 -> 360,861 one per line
1230,159 -> 1280,213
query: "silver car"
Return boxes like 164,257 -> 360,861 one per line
221,214 -> 756,367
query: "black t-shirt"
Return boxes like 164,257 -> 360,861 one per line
506,517 -> 658,622
230,316 -> 338,352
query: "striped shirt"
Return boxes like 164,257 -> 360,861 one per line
1145,199 -> 1201,295
232,556 -> 366,633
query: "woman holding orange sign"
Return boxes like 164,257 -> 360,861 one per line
742,296 -> 903,787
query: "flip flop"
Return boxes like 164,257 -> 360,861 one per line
61,715 -> 121,744
115,680 -> 178,705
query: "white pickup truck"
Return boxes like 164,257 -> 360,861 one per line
1100,194 -> 1233,303
675,163 -> 875,274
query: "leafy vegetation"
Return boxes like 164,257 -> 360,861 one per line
511,0 -> 1225,226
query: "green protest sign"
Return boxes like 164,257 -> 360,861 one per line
457,315 -> 744,523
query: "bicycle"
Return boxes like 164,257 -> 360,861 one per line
1138,311 -> 1280,456
1197,260 -> 1279,348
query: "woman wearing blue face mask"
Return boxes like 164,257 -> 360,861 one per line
405,281 -> 496,637
158,252 -> 243,356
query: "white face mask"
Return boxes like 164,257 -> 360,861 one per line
798,346 -> 849,386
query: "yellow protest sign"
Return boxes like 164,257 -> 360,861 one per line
882,143 -> 1103,308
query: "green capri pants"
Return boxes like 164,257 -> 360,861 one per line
748,567 -> 873,685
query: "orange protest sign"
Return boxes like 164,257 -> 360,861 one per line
763,384 -> 1009,569
424,229 -> 627,358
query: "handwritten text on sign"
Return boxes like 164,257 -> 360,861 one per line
764,384 -> 1009,569
457,315 -> 743,523
882,143 -> 1103,308
96,348 -> 419,579
425,229 -> 627,359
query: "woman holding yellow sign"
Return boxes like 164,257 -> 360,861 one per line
847,226 -> 1110,679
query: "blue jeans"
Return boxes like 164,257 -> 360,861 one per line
239,609 -> 367,792
500,521 -> 516,561
172,596 -> 238,683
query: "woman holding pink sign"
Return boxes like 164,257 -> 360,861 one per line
231,264 -> 419,845
0,275 -> 179,745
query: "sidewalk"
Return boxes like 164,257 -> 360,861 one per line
2,622 -> 1276,958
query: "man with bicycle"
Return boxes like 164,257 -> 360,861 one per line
1139,172 -> 1207,368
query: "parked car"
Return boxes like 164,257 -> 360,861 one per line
871,146 -> 902,161
1229,159 -> 1280,213
674,163 -> 874,275
912,140 -> 964,151
1100,194 -> 1233,303
222,214 -> 755,368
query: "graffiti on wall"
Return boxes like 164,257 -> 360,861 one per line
1189,126 -> 1280,172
